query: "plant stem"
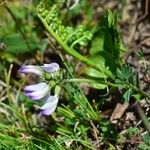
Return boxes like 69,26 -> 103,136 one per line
5,64 -> 13,104
63,78 -> 119,88
38,13 -> 113,79
126,81 -> 150,99
48,35 -> 99,120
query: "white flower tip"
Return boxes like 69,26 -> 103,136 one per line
42,62 -> 60,73
40,95 -> 59,115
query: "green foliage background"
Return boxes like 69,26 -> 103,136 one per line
0,0 -> 149,150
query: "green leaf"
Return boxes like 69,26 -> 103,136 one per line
123,89 -> 132,102
107,10 -> 117,27
3,34 -> 36,55
89,82 -> 107,89
86,51 -> 117,76
132,94 -> 141,101
126,127 -> 139,137
89,10 -> 126,71
117,65 -> 132,81
87,10 -> 123,86
142,133 -> 150,145
89,31 -> 105,55
85,51 -> 118,89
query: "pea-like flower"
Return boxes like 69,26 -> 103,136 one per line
24,82 -> 50,100
19,62 -> 60,116
19,65 -> 44,76
40,94 -> 59,115
42,63 -> 60,73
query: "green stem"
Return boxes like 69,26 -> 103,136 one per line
125,81 -> 150,99
64,78 -> 150,100
38,13 -> 112,79
63,78 -> 119,87
5,64 -> 13,104
48,37 -> 99,120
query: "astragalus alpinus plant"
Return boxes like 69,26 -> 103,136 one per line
18,1 -> 150,149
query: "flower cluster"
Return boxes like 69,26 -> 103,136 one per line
37,2 -> 93,48
19,63 -> 60,116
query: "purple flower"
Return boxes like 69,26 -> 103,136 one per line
24,82 -> 50,100
19,65 -> 43,76
40,94 -> 59,115
19,62 -> 60,116
42,63 -> 59,73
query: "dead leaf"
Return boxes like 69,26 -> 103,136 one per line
141,38 -> 150,47
110,103 -> 129,123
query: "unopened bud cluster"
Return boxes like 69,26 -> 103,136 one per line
37,2 -> 93,48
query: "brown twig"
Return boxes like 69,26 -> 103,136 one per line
137,0 -> 149,23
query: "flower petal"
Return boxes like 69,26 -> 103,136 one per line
41,95 -> 58,109
42,63 -> 59,73
46,94 -> 58,102
40,95 -> 58,115
24,82 -> 47,92
41,102 -> 58,115
25,84 -> 50,100
40,107 -> 57,115
19,65 -> 43,76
